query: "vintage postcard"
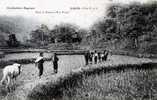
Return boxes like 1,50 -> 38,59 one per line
0,0 -> 156,100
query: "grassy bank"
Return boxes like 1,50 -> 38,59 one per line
110,50 -> 157,58
27,62 -> 157,100
0,49 -> 87,54
62,65 -> 157,100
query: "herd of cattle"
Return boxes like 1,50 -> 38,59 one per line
0,50 -> 109,91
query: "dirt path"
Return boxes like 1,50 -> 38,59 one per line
2,55 -> 153,100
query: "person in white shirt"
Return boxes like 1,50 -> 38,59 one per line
35,52 -> 44,78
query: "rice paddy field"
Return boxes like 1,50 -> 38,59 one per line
0,54 -> 86,100
61,68 -> 157,100
1,53 -> 52,60
0,52 -> 156,100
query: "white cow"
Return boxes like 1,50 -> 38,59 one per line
1,63 -> 22,90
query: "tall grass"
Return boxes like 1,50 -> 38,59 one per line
27,62 -> 157,100
62,68 -> 157,100
110,50 -> 157,58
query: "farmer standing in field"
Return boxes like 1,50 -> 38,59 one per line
102,50 -> 106,61
89,51 -> 94,64
94,50 -> 98,64
52,53 -> 59,73
104,50 -> 109,61
84,51 -> 90,65
35,52 -> 44,79
98,52 -> 101,62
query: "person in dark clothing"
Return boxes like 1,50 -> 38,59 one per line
84,51 -> 90,65
98,52 -> 101,62
89,52 -> 94,64
94,50 -> 98,64
35,52 -> 44,79
104,50 -> 109,61
102,50 -> 106,61
52,53 -> 59,73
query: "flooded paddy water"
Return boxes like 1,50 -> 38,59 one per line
0,53 -> 86,99
0,54 -> 86,82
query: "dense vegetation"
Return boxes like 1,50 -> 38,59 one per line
30,23 -> 82,45
1,2 -> 157,53
61,68 -> 157,100
89,2 -> 157,53
0,16 -> 38,47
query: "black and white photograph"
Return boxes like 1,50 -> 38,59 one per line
0,0 -> 157,100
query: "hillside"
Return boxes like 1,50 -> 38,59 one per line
0,16 -> 40,46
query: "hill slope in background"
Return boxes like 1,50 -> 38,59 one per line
0,16 -> 40,44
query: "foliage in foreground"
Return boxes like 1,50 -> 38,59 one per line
63,68 -> 157,100
27,63 -> 157,100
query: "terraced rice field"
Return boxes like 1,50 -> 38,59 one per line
0,53 -> 154,100
1,53 -> 52,60
0,54 -> 85,99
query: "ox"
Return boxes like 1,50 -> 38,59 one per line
1,63 -> 22,91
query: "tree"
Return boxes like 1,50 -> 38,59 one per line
106,2 -> 157,48
91,18 -> 118,41
6,34 -> 20,47
30,24 -> 50,44
50,23 -> 81,43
